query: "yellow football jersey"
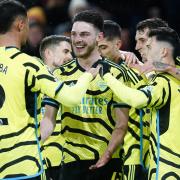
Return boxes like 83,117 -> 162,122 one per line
103,71 -> 180,179
53,58 -> 129,164
0,47 -> 62,179
144,74 -> 180,179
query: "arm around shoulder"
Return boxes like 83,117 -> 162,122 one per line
55,72 -> 93,107
103,73 -> 148,108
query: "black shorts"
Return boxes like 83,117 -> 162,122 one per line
124,164 -> 148,180
45,166 -> 61,180
59,158 -> 123,180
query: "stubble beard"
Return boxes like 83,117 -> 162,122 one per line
75,44 -> 95,59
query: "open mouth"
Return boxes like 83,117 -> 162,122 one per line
75,45 -> 86,52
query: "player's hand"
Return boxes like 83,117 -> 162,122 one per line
99,61 -> 110,77
139,61 -> 154,74
91,60 -> 110,78
91,59 -> 103,68
120,50 -> 140,67
88,65 -> 101,79
139,61 -> 172,74
89,150 -> 112,170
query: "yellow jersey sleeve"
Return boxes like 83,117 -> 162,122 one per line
28,64 -> 93,106
140,74 -> 170,109
104,73 -> 170,109
104,73 -> 149,108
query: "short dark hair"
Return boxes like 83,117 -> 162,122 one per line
136,18 -> 168,31
0,0 -> 27,34
72,10 -> 104,32
103,20 -> 121,41
149,27 -> 180,60
40,35 -> 71,59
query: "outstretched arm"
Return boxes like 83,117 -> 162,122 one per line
103,73 -> 148,108
140,61 -> 180,80
54,66 -> 100,107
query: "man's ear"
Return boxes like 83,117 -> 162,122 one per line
16,17 -> 26,32
97,32 -> 104,42
161,47 -> 168,58
116,39 -> 122,49
44,48 -> 52,59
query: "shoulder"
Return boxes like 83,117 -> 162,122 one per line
60,59 -> 76,70
155,73 -> 180,84
148,73 -> 171,89
19,55 -> 46,74
127,67 -> 147,86
53,59 -> 77,76
105,58 -> 125,70
0,47 -> 45,71
104,58 -> 129,81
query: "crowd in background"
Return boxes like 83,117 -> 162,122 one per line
0,1 -> 179,179
17,0 -> 180,58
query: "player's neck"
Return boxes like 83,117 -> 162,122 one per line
113,54 -> 121,64
163,57 -> 175,67
47,65 -> 55,72
0,32 -> 21,49
77,49 -> 101,70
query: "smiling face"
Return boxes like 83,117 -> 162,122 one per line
52,41 -> 72,67
44,40 -> 72,70
135,28 -> 150,62
71,21 -> 98,59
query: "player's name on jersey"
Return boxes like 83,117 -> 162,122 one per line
72,105 -> 103,115
0,63 -> 8,74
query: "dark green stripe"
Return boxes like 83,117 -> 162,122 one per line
107,99 -> 115,126
0,141 -> 37,153
61,126 -> 109,144
37,74 -> 55,81
160,144 -> 180,158
55,82 -> 64,95
0,156 -> 41,173
10,52 -> 23,59
66,141 -> 99,159
0,124 -> 35,140
63,147 -> 81,160
61,112 -> 113,134
23,62 -> 40,72
124,144 -> 140,161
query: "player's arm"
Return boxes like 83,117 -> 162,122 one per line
89,107 -> 128,170
40,97 -> 59,142
55,71 -> 93,106
140,61 -> 180,80
40,104 -> 58,142
95,61 -> 148,108
103,71 -> 170,109
55,67 -> 101,106
31,63 -> 101,107
104,73 -> 148,108
167,66 -> 180,80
